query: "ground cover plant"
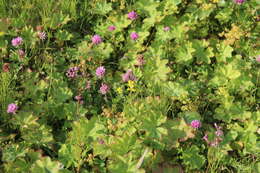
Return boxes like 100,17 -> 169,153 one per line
0,0 -> 260,172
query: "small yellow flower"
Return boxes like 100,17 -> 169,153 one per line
202,4 -> 213,10
127,80 -> 136,92
196,0 -> 203,4
211,0 -> 220,3
116,87 -> 123,94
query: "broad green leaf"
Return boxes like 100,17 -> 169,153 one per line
31,157 -> 63,173
55,30 -> 73,41
175,41 -> 195,64
166,0 -> 181,6
2,144 -> 28,162
163,82 -> 189,99
217,43 -> 233,62
92,2 -> 112,15
192,40 -> 214,64
162,118 -> 194,149
182,145 -> 205,169
58,144 -> 82,168
153,56 -> 171,83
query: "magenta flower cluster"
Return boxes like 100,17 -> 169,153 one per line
108,25 -> 116,31
66,67 -> 79,78
122,69 -> 137,82
7,103 -> 18,114
100,83 -> 109,94
18,49 -> 25,58
130,32 -> 139,40
214,123 -> 223,137
11,37 -> 23,47
203,123 -> 224,147
256,55 -> 260,63
92,35 -> 102,45
127,11 -> 138,20
96,66 -> 106,78
38,31 -> 47,40
190,120 -> 201,129
234,0 -> 245,4
163,26 -> 170,32
85,81 -> 91,89
75,95 -> 84,104
94,66 -> 109,94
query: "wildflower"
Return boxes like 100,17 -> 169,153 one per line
122,69 -> 137,82
98,138 -> 105,145
127,80 -> 136,92
18,49 -> 25,58
75,95 -> 82,101
210,137 -> 222,147
96,66 -> 106,78
130,32 -> 139,40
215,129 -> 223,137
75,95 -> 84,104
214,123 -> 223,137
100,83 -> 109,94
256,55 -> 260,63
127,11 -> 138,20
2,63 -> 10,72
202,134 -> 209,143
11,37 -> 23,47
234,0 -> 245,4
190,120 -> 201,129
108,25 -> 116,31
163,26 -> 170,32
86,81 -> 91,89
135,54 -> 146,66
66,67 -> 79,78
116,87 -> 123,94
7,103 -> 18,114
92,34 -> 102,45
37,31 -> 47,40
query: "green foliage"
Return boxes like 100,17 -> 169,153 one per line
0,0 -> 259,172
181,145 -> 206,170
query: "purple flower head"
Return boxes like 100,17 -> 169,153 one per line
100,83 -> 109,95
38,31 -> 47,40
98,139 -> 105,145
190,120 -> 201,129
75,95 -> 82,101
130,32 -> 139,41
163,26 -> 170,32
214,123 -> 223,136
18,49 -> 25,58
7,103 -> 18,114
127,11 -> 138,20
202,134 -> 209,143
11,37 -> 23,47
234,0 -> 245,4
92,34 -> 102,45
108,25 -> 116,31
86,81 -> 91,89
210,137 -> 222,147
122,69 -> 137,82
96,66 -> 106,78
2,63 -> 10,72
256,55 -> 260,63
215,129 -> 223,137
75,95 -> 84,104
66,67 -> 79,78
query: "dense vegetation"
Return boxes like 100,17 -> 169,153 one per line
0,0 -> 259,172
